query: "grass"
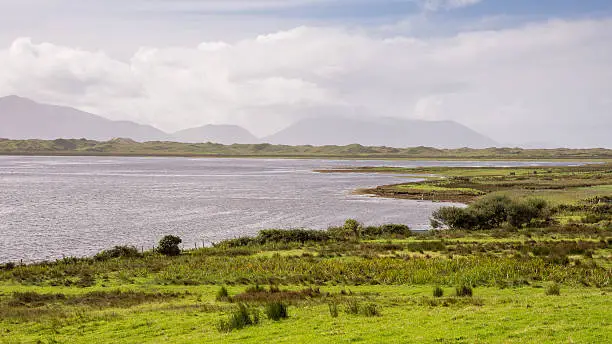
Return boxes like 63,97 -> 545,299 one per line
331,163 -> 612,207
0,227 -> 610,343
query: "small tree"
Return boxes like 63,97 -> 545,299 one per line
157,235 -> 182,256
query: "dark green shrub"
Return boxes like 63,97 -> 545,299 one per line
265,301 -> 289,321
217,304 -> 259,332
94,246 -> 141,261
433,286 -> 444,298
432,196 -> 550,230
156,235 -> 182,256
256,229 -> 331,244
545,283 -> 561,296
455,285 -> 473,297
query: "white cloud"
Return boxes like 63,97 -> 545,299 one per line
421,0 -> 483,11
1,18 -> 611,146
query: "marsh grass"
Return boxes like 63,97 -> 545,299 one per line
217,304 -> 260,333
264,302 -> 289,321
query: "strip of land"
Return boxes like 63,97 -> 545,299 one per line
1,138 -> 612,159
319,163 -> 612,204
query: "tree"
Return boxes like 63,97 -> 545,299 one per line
157,235 -> 182,256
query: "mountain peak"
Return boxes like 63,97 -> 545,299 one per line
173,124 -> 258,144
264,116 -> 497,148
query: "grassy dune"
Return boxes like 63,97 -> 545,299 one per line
1,138 -> 612,159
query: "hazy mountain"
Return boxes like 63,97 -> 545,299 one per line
0,95 -> 170,142
263,117 -> 497,148
173,124 -> 258,144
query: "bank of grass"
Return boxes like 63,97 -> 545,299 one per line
1,223 -> 610,343
330,164 -> 612,208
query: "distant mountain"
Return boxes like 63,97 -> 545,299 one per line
173,124 -> 258,144
0,95 -> 170,142
263,117 -> 497,148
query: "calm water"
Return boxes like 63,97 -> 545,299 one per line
0,156 -> 581,262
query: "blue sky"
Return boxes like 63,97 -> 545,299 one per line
0,0 -> 611,147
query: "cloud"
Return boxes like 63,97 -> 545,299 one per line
1,18 -> 611,147
420,0 -> 483,11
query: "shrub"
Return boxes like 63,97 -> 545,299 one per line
545,283 -> 561,296
216,286 -> 230,301
265,301 -> 289,321
455,285 -> 473,297
156,235 -> 182,256
94,246 -> 141,261
328,303 -> 339,318
217,304 -> 260,332
256,229 -> 331,244
362,224 -> 411,239
431,196 -> 550,230
433,286 -> 444,298
328,219 -> 362,240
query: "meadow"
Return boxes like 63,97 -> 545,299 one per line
1,163 -> 610,343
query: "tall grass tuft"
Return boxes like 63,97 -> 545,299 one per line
265,301 -> 289,321
328,303 -> 339,318
433,286 -> 444,298
545,283 -> 561,296
216,286 -> 230,301
217,304 -> 259,333
455,285 -> 473,297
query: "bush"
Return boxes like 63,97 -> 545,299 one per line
157,235 -> 182,256
362,224 -> 411,239
217,304 -> 260,332
431,196 -> 551,230
455,285 -> 473,297
94,246 -> 141,261
265,301 -> 289,321
329,219 -> 363,240
433,286 -> 444,298
545,283 -> 561,296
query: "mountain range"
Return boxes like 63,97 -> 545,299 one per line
0,95 -> 497,148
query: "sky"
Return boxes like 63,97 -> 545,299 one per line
0,0 -> 611,147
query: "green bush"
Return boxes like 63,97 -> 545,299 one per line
156,235 -> 182,256
265,301 -> 289,321
433,286 -> 444,298
217,304 -> 260,332
94,246 -> 141,261
432,196 -> 551,230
